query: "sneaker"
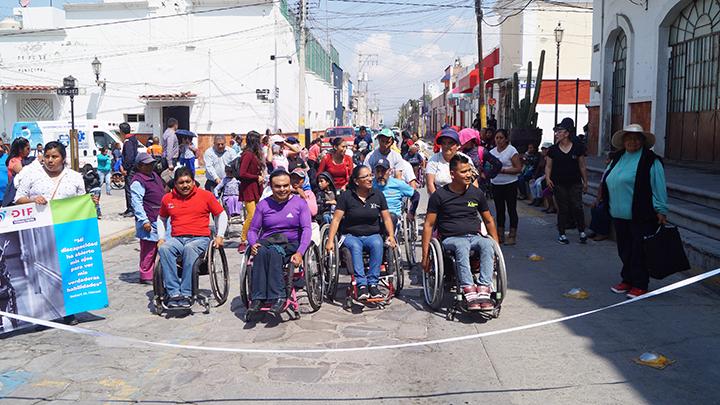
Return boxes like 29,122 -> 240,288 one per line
270,298 -> 286,315
557,234 -> 569,245
167,295 -> 183,308
357,285 -> 369,300
462,285 -> 482,310
369,285 -> 383,298
476,285 -> 494,311
247,300 -> 263,313
177,297 -> 192,308
610,282 -> 631,294
121,211 -> 135,218
626,288 -> 648,299
579,232 -> 588,244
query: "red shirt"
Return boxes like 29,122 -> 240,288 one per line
159,186 -> 224,237
308,143 -> 321,162
237,151 -> 262,202
317,153 -> 353,189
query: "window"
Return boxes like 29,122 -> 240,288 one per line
124,113 -> 145,123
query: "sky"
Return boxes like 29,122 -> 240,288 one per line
2,0 -> 509,124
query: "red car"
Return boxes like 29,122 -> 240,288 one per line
322,126 -> 355,151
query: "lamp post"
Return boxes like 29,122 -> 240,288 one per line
58,75 -> 79,170
91,56 -> 106,90
554,22 -> 564,125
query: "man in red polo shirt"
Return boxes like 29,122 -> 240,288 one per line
157,167 -> 228,308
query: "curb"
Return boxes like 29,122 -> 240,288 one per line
100,228 -> 136,251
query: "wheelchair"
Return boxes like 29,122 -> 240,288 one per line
423,232 -> 507,321
320,229 -> 403,310
396,198 -> 419,266
238,241 -> 323,321
152,239 -> 229,315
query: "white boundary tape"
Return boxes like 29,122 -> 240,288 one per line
2,268 -> 719,354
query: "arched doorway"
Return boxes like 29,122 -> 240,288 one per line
611,30 -> 627,144
667,0 -> 720,162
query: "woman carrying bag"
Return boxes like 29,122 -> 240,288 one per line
602,124 -> 668,299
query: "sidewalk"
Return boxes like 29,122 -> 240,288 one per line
96,189 -> 137,250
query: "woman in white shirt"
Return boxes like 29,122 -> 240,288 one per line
425,129 -> 473,194
489,129 -> 522,245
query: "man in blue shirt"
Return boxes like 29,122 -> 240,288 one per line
373,158 -> 415,232
355,126 -> 372,147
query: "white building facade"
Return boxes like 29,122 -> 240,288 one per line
0,0 -> 342,141
588,0 -> 720,162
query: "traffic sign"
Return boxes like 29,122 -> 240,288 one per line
57,87 -> 79,96
488,97 -> 496,106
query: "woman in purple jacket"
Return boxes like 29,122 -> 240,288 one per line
246,169 -> 312,316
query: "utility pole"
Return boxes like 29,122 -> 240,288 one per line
475,0 -> 485,128
421,82 -> 426,137
298,0 -> 307,137
274,13 -> 279,134
357,53 -> 378,125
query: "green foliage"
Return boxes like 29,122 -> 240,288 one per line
510,50 -> 545,129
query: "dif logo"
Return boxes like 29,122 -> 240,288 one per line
0,206 -> 36,225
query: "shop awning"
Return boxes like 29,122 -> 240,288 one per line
440,72 -> 451,82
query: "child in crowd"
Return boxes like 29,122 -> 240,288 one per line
518,143 -> 540,200
214,166 -> 243,218
404,143 -> 426,180
178,135 -> 198,176
315,172 -> 337,225
81,164 -> 103,219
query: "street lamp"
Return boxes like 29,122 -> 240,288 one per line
270,54 -> 292,134
91,57 -> 106,90
58,75 -> 79,170
554,22 -> 564,125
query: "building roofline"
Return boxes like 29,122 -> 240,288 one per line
64,1 -> 150,12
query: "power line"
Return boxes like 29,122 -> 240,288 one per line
0,1 -> 280,38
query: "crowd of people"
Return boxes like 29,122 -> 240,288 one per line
0,113 -> 670,321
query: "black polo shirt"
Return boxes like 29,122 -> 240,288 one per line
426,184 -> 490,238
336,188 -> 388,236
548,142 -> 586,185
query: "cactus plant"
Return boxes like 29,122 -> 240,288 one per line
510,50 -> 545,129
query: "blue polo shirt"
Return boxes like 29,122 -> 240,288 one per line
373,177 -> 415,216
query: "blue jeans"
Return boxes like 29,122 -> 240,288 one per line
342,234 -> 383,287
90,188 -> 102,216
158,236 -> 210,297
322,213 -> 333,226
99,170 -> 112,194
442,234 -> 494,287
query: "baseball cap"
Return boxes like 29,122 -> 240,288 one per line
286,136 -> 300,144
270,135 -> 285,144
376,128 -> 394,139
290,167 -> 306,178
437,128 -> 460,144
374,158 -> 390,170
136,152 -> 154,164
541,142 -> 553,149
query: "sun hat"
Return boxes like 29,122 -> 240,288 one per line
611,124 -> 656,149
458,128 -> 481,146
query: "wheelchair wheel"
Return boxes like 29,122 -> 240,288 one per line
320,225 -> 339,302
388,246 -> 403,295
423,238 -> 444,310
152,255 -> 165,315
238,252 -> 252,307
208,244 -> 229,306
303,244 -> 323,312
402,218 -> 416,266
491,238 -> 507,310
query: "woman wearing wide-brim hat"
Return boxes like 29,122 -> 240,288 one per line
601,124 -> 668,299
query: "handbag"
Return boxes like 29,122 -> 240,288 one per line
642,224 -> 690,279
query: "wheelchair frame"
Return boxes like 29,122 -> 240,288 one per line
238,242 -> 323,322
422,235 -> 507,320
152,239 -> 229,316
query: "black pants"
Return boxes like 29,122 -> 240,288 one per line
123,170 -> 135,213
613,219 -> 658,290
589,202 -> 611,236
492,182 -> 518,229
554,182 -> 585,234
251,241 -> 298,301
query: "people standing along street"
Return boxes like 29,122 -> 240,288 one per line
161,118 -> 179,169
6,137 -> 31,182
31,143 -> 43,159
318,137 -> 353,190
517,143 -> 540,200
237,131 -> 265,253
203,135 -> 237,192
545,118 -> 589,245
528,142 -> 552,206
130,153 -> 166,285
354,126 -> 372,148
489,129 -> 522,245
177,130 -> 198,176
97,147 -> 112,196
147,137 -> 163,157
603,124 -> 668,299
426,128 -> 474,195
363,128 -> 404,177
81,164 -> 103,219
458,127 -> 502,192
120,122 -> 139,218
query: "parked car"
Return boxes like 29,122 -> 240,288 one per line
322,126 -> 355,151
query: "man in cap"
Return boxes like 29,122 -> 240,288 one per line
373,158 -> 415,231
545,117 -> 589,244
363,128 -> 404,178
203,135 -> 237,192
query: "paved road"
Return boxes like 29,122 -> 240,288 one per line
2,191 -> 720,404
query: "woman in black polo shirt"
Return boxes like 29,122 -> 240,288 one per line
325,166 -> 396,300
